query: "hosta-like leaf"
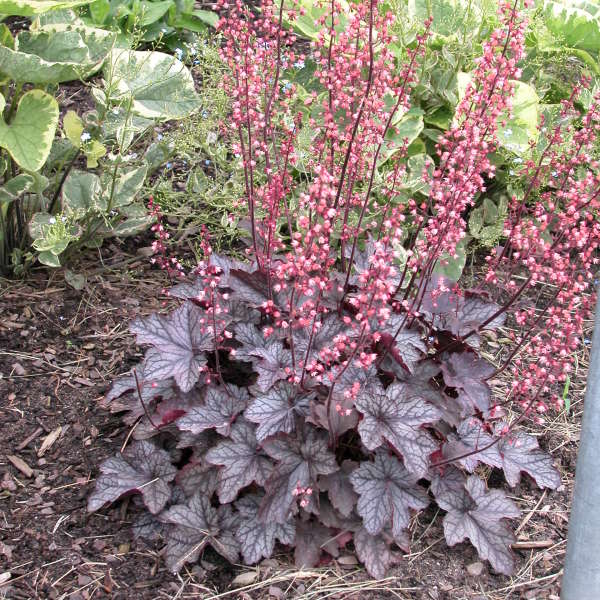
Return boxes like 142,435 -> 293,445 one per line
205,419 -> 274,503
319,460 -> 359,518
176,385 -> 248,436
104,50 -> 201,120
236,493 -> 295,564
88,440 -> 176,514
0,0 -> 92,16
353,527 -> 393,580
0,90 -> 58,171
245,382 -> 311,442
350,452 -> 428,542
433,474 -> 519,575
163,493 -> 239,572
355,382 -> 441,476
444,418 -> 503,473
495,424 -> 561,489
260,426 -> 338,523
131,301 -> 214,392
440,352 -> 494,413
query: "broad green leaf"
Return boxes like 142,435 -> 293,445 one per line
29,212 -> 54,238
191,9 -> 218,27
104,49 -> 202,119
543,0 -> 600,52
38,250 -> 62,267
401,153 -> 434,194
83,139 -> 106,167
62,170 -> 104,214
0,90 -> 59,171
457,72 -> 539,155
103,163 -> 148,208
32,8 -> 84,26
89,0 -> 110,24
173,13 -> 210,33
381,109 -> 424,164
433,235 -> 469,280
276,0 -> 349,40
0,23 -> 14,49
0,174 -> 34,205
63,110 -> 84,146
65,268 -> 86,290
139,0 -> 173,26
111,216 -> 154,236
0,0 -> 92,17
0,28 -> 115,84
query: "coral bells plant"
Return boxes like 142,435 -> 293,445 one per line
88,0 -> 600,579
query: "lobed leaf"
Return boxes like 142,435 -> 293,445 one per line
88,440 -> 176,514
355,382 -> 441,477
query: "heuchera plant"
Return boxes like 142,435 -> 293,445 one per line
88,0 -> 600,579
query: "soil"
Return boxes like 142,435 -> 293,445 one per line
0,242 -> 579,600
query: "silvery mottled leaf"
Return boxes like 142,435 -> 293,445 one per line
495,423 -> 561,489
131,302 -> 214,392
175,462 -> 219,497
444,419 -> 503,472
293,314 -> 352,366
259,426 -> 338,523
205,419 -> 274,503
294,519 -> 338,568
234,323 -> 291,392
435,475 -> 519,575
440,353 -> 494,413
101,368 -> 174,425
176,385 -> 248,436
353,527 -> 392,580
319,460 -> 359,517
176,429 -> 217,451
228,268 -> 271,306
88,440 -> 176,514
355,382 -> 441,477
245,382 -> 311,442
350,452 -> 428,541
132,511 -> 165,541
309,395 -> 358,438
235,493 -> 295,564
163,492 -> 239,572
377,314 -> 426,374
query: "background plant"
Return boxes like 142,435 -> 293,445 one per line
88,0 -> 599,582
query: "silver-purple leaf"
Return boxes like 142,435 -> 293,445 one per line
353,527 -> 393,580
444,419 -> 503,472
175,461 -> 219,497
377,314 -> 427,374
495,424 -> 561,489
440,352 -> 495,413
294,519 -> 338,568
130,301 -> 214,392
88,440 -> 176,514
435,475 -> 519,575
319,460 -> 359,517
176,385 -> 248,436
355,382 -> 441,477
163,492 -> 239,572
245,382 -> 310,442
235,493 -> 295,564
205,419 -> 274,503
350,452 -> 428,541
259,426 -> 338,523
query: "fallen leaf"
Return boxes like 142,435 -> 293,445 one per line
231,571 -> 259,587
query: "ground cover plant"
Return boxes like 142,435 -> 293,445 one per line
88,0 -> 600,581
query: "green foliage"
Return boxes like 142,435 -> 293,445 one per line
0,0 -> 92,17
82,0 -> 218,50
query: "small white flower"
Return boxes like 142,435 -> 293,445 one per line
80,132 -> 91,142
293,60 -> 305,69
61,216 -> 67,222
49,217 -> 56,224
206,131 -> 217,144
503,128 -> 513,137
174,48 -> 184,60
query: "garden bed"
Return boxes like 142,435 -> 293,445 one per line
0,243 -> 583,599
